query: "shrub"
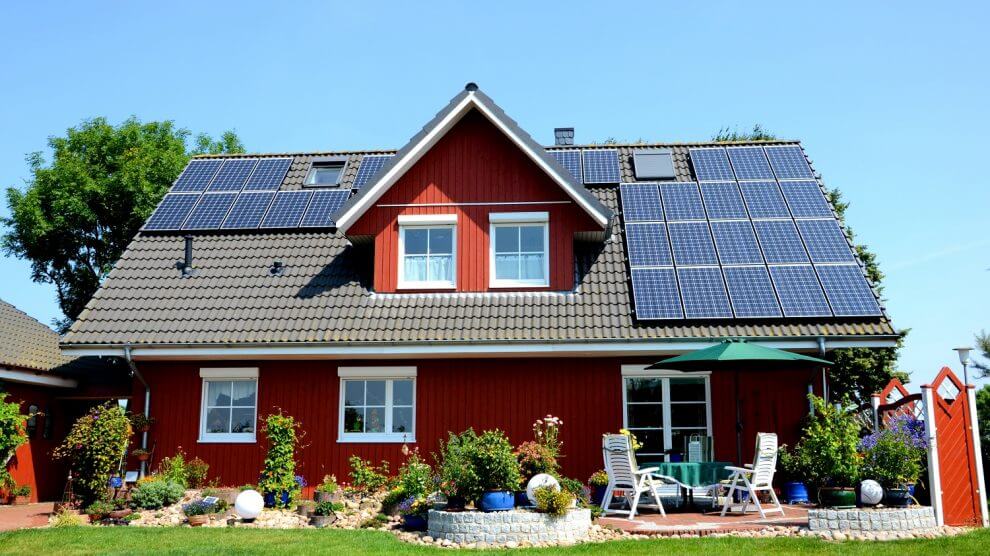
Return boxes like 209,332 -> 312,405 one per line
12,484 -> 31,497
258,412 -> 302,507
787,395 -> 861,489
131,480 -> 184,509
52,403 -> 131,505
182,499 -> 220,516
515,441 -> 558,481
50,507 -> 86,527
434,429 -> 479,500
85,500 -> 114,517
860,416 -> 926,488
588,470 -> 609,487
157,449 -> 189,488
348,456 -> 390,493
313,500 -> 343,516
186,457 -> 210,488
359,513 -> 389,528
469,430 -> 521,495
0,394 -> 27,489
315,474 -> 339,494
397,447 -> 432,499
556,477 -> 587,504
534,486 -> 573,516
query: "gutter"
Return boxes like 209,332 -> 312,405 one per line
124,345 -> 150,478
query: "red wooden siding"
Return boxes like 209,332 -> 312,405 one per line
348,110 -> 601,293
130,358 -> 815,489
2,383 -> 68,502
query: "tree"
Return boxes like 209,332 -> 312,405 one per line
977,385 -> 990,498
2,117 -> 243,332
973,330 -> 990,378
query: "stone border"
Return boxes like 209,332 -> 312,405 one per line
427,509 -> 591,545
808,507 -> 936,532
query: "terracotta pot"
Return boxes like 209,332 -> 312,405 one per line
188,514 -> 209,527
13,496 -> 30,506
110,509 -> 132,519
139,425 -> 151,433
88,513 -> 106,523
136,453 -> 150,462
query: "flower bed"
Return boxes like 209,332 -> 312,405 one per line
427,508 -> 592,545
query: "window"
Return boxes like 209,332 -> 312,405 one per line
305,158 -> 347,186
199,368 -> 258,443
621,366 -> 710,462
398,214 -> 456,289
338,367 -> 416,443
489,212 -> 549,287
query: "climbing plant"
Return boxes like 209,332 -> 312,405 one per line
0,393 -> 28,491
53,402 -> 131,505
258,412 -> 302,507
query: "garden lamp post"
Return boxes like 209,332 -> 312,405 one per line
954,346 -> 973,386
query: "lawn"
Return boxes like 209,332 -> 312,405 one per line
0,527 -> 988,555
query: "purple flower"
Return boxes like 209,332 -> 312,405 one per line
294,475 -> 307,488
860,416 -> 927,451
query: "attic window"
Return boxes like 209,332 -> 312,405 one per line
305,157 -> 347,187
633,150 -> 676,180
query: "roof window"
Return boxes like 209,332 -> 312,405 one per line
305,157 -> 348,187
633,150 -> 676,180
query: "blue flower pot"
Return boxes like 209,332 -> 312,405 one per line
403,514 -> 428,530
479,491 -> 514,512
514,491 -> 531,507
591,485 -> 608,506
264,491 -> 291,508
782,481 -> 809,504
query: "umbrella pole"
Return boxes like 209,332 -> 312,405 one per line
735,371 -> 743,464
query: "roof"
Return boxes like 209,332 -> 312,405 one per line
0,299 -> 66,371
61,140 -> 897,349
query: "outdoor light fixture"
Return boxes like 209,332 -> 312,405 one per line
954,346 -> 973,386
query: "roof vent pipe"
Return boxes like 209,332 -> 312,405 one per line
176,235 -> 196,277
554,128 -> 574,146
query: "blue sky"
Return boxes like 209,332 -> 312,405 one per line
0,1 -> 987,385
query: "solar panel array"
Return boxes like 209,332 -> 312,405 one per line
619,144 -> 881,319
548,150 -> 582,182
353,154 -> 394,189
144,156 -> 354,231
581,150 -> 620,184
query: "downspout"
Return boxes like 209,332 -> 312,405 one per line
124,345 -> 150,478
817,336 -> 828,403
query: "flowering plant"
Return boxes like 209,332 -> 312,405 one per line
533,415 -> 563,457
618,429 -> 642,451
515,440 -> 558,481
588,470 -> 609,487
182,499 -> 220,516
396,495 -> 429,518
859,416 -> 926,488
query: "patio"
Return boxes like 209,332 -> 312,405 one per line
599,504 -> 809,536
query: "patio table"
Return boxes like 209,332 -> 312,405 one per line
638,461 -> 733,511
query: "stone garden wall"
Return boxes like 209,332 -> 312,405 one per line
807,507 -> 937,532
427,509 -> 592,544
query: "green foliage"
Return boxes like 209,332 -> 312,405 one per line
977,385 -> 990,493
182,499 -> 222,516
0,393 -> 27,490
315,474 -> 339,494
469,430 -> 521,494
556,477 -> 586,504
258,412 -> 301,507
85,500 -> 114,517
786,395 -> 861,489
358,513 -> 389,529
435,429 -> 480,500
12,484 -> 30,496
534,486 -> 574,516
128,413 -> 154,431
711,124 -> 778,142
396,449 -> 431,500
974,331 -> 990,378
313,500 -> 343,516
156,449 -> 189,488
588,470 -> 609,487
186,457 -> 209,488
130,480 -> 184,509
860,431 -> 923,488
347,456 -> 390,493
49,507 -> 86,527
2,117 -> 242,331
52,403 -> 131,505
515,441 -> 558,481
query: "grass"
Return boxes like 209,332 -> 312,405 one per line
0,527 -> 988,555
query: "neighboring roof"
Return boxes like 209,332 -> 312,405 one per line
62,142 -> 897,348
334,84 -> 612,233
0,299 -> 65,371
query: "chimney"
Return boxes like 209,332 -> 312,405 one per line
554,128 -> 574,146
176,235 -> 196,277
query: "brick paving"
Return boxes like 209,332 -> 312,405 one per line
0,502 -> 54,531
599,504 -> 809,536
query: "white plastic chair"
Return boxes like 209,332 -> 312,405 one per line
720,432 -> 783,519
601,434 -> 675,519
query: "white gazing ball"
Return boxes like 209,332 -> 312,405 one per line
235,489 -> 264,520
860,480 -> 884,506
526,473 -> 561,505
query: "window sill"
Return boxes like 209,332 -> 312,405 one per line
489,281 -> 550,289
198,436 -> 257,444
337,435 -> 415,444
397,283 -> 456,291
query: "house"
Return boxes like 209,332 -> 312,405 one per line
60,84 -> 898,488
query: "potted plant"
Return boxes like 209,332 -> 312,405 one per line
468,430 -> 521,511
314,474 -> 341,503
310,500 -> 342,528
587,470 -> 609,506
182,499 -> 219,526
132,448 -> 150,462
109,497 -> 133,520
398,496 -> 429,530
515,441 -> 557,505
11,484 -> 31,505
85,499 -> 114,522
789,396 -> 861,508
296,500 -> 315,517
435,430 -> 479,510
258,413 -> 302,509
860,416 -> 925,508
129,413 -> 155,433
776,446 -> 809,504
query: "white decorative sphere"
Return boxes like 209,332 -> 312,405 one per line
235,489 -> 264,520
860,480 -> 884,506
526,473 -> 560,505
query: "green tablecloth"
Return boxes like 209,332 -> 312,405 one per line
639,462 -> 733,487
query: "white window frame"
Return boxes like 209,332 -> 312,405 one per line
488,212 -> 550,288
397,214 -> 457,290
198,367 -> 259,444
620,365 -> 712,462
337,367 -> 417,443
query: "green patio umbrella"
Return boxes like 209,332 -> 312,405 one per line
646,339 -> 832,463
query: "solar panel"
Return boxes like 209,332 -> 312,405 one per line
668,222 -> 718,266
630,268 -> 683,319
796,219 -> 855,263
700,181 -> 748,219
780,180 -> 832,218
677,267 -> 733,318
768,265 -> 832,317
688,148 -> 734,181
815,264 -> 882,316
183,193 -> 237,230
726,147 -> 775,180
620,184 -> 663,222
753,220 -> 809,263
171,159 -> 223,193
581,150 -> 620,183
548,150 -> 582,182
353,154 -> 395,189
723,266 -> 783,318
739,181 -> 790,218
220,192 -> 276,229
625,223 -> 672,267
207,159 -> 258,192
765,146 -> 814,179
261,190 -> 314,228
243,158 -> 292,191
660,182 -> 706,221
143,194 -> 200,230
300,190 -> 351,227
710,221 -> 763,264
